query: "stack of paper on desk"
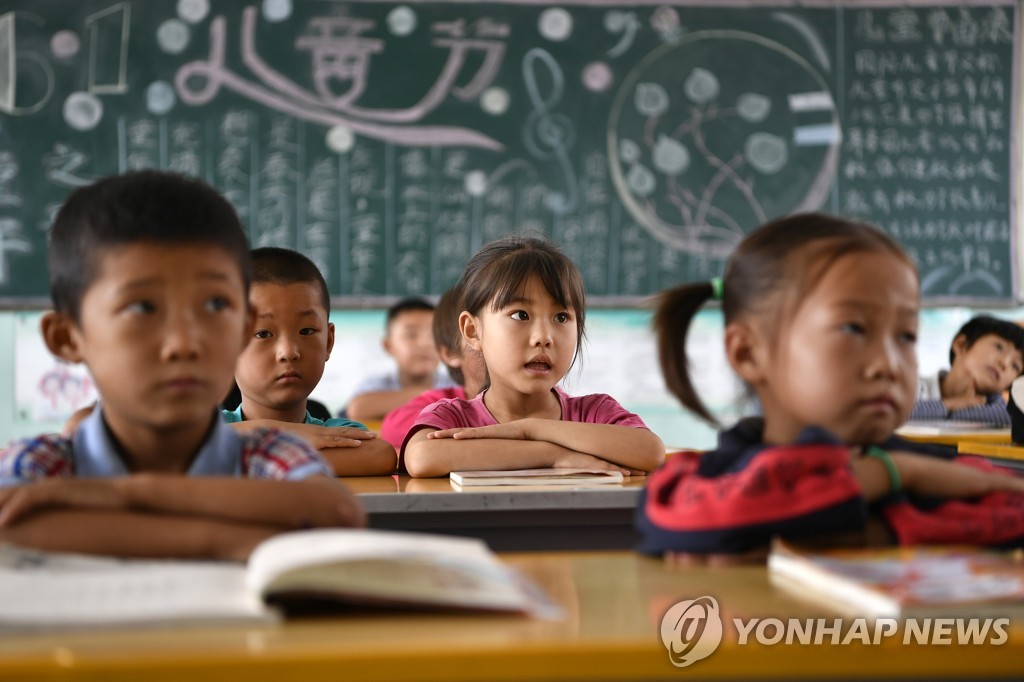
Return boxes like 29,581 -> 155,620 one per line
450,468 -> 625,488
897,421 -> 1009,436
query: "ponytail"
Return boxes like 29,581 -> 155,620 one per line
652,281 -> 718,425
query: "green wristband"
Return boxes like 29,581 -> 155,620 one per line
865,446 -> 901,492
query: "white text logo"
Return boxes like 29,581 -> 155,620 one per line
659,596 -> 723,668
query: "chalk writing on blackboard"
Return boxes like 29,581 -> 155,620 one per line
609,29 -> 839,260
0,2 -> 1016,303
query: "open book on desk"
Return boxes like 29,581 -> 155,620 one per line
0,529 -> 557,631
768,539 -> 1024,619
450,468 -> 624,489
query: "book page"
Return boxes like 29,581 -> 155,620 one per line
247,529 -> 559,617
0,545 -> 272,630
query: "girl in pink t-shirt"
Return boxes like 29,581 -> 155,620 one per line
402,235 -> 665,477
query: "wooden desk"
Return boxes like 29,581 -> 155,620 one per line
343,476 -> 646,552
958,440 -> 1024,472
1,551 -> 1021,681
896,426 -> 1010,447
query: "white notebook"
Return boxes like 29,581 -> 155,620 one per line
450,468 -> 625,487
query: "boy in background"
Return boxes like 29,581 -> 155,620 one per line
344,297 -> 456,421
227,247 -> 396,475
909,315 -> 1024,425
380,282 -> 487,451
0,171 -> 363,559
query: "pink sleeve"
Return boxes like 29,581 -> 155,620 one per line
381,388 -> 466,450
409,399 -> 476,433
380,396 -> 432,450
572,393 -> 649,428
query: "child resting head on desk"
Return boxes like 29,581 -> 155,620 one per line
0,170 -> 364,559
379,280 -> 487,450
907,314 -> 1024,426
401,234 -> 665,477
225,247 -> 397,476
635,212 -> 1024,562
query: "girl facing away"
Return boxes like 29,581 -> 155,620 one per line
401,235 -> 665,478
636,213 -> 1024,559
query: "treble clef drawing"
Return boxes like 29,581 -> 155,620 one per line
521,48 -> 578,215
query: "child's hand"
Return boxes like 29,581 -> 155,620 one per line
428,422 -> 531,441
0,479 -> 129,526
297,425 -> 377,449
889,452 -> 1024,498
238,421 -> 377,449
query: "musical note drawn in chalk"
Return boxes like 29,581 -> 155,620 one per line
521,48 -> 578,215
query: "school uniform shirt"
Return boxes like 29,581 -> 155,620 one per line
636,417 -> 1024,555
379,386 -> 467,450
0,404 -> 333,486
221,405 -> 368,430
399,387 -> 649,470
909,370 -> 1010,425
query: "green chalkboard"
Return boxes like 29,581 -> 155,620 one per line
0,0 -> 1017,304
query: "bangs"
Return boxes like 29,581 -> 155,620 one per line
486,250 -> 584,314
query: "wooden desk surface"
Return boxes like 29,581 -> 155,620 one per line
1,551 -> 1020,682
342,476 -> 647,552
958,440 -> 1024,462
896,428 -> 1010,447
344,475 -> 646,512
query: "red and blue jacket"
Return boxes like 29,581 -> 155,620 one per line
636,418 -> 1024,555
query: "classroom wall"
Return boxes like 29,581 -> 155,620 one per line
2,306 -> 1018,450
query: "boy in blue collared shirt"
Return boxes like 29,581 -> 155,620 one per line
224,247 -> 396,475
0,171 -> 364,559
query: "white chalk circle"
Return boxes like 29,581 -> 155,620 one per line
326,125 -> 355,153
539,8 -> 572,41
262,0 -> 292,23
146,81 -> 176,115
745,133 -> 788,174
582,62 -> 613,93
737,93 -> 771,123
625,163 -> 656,197
619,139 -> 641,164
650,6 -> 681,38
465,170 -> 487,197
51,30 -> 80,59
634,82 -> 669,117
64,92 -> 103,131
157,19 -> 190,54
387,6 -> 417,36
684,68 -> 719,105
177,0 -> 209,23
480,87 -> 509,115
653,135 -> 690,175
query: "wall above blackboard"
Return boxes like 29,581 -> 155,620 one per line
0,0 -> 1017,305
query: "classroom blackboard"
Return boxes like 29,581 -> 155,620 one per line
0,0 -> 1016,304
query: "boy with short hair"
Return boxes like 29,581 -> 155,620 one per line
909,315 -> 1024,425
380,282 -> 487,451
227,247 -> 396,475
0,171 -> 364,559
345,297 -> 456,421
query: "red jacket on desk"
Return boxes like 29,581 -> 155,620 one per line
636,418 -> 1024,555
